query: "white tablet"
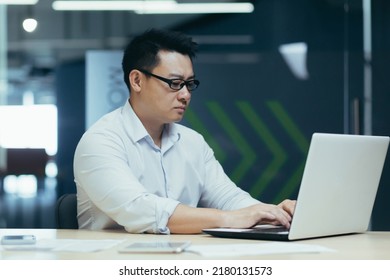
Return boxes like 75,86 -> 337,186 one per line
118,241 -> 191,254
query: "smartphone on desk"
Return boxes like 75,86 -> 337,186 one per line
118,241 -> 191,254
1,235 -> 36,245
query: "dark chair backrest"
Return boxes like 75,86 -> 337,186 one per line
55,193 -> 79,229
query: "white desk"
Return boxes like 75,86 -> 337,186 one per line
1,229 -> 390,260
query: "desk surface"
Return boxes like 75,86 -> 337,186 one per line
1,229 -> 389,260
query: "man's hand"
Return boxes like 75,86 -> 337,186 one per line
167,199 -> 296,234
278,199 -> 296,217
221,199 -> 296,230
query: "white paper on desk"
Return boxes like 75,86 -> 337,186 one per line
188,242 -> 336,257
2,239 -> 124,253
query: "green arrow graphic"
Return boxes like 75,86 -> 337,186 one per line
184,107 -> 227,163
237,101 -> 287,198
267,101 -> 309,203
207,102 -> 256,184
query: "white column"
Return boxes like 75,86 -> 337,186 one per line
0,5 -> 7,171
0,5 -> 6,105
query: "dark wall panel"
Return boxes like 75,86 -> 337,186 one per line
371,0 -> 390,230
56,59 -> 85,196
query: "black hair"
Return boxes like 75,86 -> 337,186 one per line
122,28 -> 198,90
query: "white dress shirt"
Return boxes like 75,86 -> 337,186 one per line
74,101 -> 259,233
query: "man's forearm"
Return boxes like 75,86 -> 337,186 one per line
167,204 -> 226,234
167,200 -> 295,234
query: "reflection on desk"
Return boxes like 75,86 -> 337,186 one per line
0,229 -> 389,260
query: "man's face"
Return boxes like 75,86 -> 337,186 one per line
136,50 -> 196,126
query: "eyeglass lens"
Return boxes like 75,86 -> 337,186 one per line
171,80 -> 199,91
138,69 -> 199,91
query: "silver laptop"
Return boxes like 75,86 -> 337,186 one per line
203,133 -> 390,241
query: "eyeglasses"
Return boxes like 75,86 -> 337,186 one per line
138,69 -> 200,91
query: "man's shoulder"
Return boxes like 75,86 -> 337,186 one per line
88,107 -> 123,130
79,108 -> 127,145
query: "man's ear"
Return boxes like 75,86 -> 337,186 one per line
129,70 -> 142,92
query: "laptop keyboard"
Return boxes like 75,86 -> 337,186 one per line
248,226 -> 289,234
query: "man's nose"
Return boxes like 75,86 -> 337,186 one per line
178,86 -> 191,100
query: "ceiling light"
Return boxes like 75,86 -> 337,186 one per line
52,1 -> 176,11
52,1 -> 254,14
135,3 -> 254,14
279,42 -> 309,80
23,18 -> 38,32
0,0 -> 38,4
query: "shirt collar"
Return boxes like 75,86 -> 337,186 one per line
121,100 -> 149,143
161,123 -> 180,153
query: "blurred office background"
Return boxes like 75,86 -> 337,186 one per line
0,0 -> 389,230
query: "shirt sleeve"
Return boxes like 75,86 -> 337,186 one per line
74,130 -> 179,234
197,137 -> 260,210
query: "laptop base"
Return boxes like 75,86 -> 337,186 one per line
202,229 -> 290,241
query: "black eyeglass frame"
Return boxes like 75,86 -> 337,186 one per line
137,69 -> 200,91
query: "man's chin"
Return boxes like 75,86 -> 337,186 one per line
171,115 -> 184,123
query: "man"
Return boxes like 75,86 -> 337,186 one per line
74,28 -> 295,234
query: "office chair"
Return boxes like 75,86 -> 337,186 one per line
55,193 -> 79,229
